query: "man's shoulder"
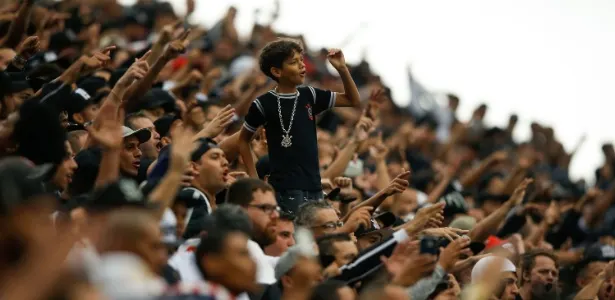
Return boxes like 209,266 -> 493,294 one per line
255,90 -> 276,102
178,187 -> 208,206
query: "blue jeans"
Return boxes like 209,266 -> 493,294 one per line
276,189 -> 324,214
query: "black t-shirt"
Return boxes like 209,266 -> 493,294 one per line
244,86 -> 336,191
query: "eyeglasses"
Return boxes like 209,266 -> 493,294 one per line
312,221 -> 344,231
248,204 -> 281,215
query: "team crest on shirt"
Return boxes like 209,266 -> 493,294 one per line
306,104 -> 313,120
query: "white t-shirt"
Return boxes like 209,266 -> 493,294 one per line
168,238 -> 280,285
247,240 -> 279,285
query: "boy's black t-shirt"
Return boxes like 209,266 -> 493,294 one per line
244,86 -> 336,192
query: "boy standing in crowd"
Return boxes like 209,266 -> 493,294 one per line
238,39 -> 361,213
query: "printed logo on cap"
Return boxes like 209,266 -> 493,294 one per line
601,245 -> 615,258
75,88 -> 91,101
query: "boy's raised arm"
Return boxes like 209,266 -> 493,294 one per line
327,49 -> 361,108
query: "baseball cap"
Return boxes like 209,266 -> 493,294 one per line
439,192 -> 468,217
70,147 -> 102,196
190,137 -> 219,162
66,88 -> 95,117
135,88 -> 176,113
154,115 -> 182,138
122,126 -> 152,144
76,76 -> 108,97
450,216 -> 477,231
471,256 -> 516,284
583,243 -> 615,263
85,179 -> 158,213
0,157 -> 54,215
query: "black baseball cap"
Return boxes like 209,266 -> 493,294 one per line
190,137 -> 219,162
66,88 -> 95,117
439,192 -> 469,217
135,88 -> 176,113
85,179 -> 158,213
154,115 -> 182,138
0,157 -> 54,216
583,243 -> 615,263
70,147 -> 102,196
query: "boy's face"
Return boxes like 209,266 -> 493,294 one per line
276,50 -> 306,86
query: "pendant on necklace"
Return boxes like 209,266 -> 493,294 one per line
281,134 -> 293,148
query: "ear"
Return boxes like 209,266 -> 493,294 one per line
161,136 -> 172,147
281,274 -> 293,289
72,112 -> 84,124
522,269 -> 531,284
270,66 -> 282,80
191,161 -> 200,172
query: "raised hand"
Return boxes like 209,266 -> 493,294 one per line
333,176 -> 353,196
163,29 -> 191,61
391,252 -> 438,287
327,48 -> 346,70
169,124 -> 197,172
115,51 -> 151,89
353,116 -> 373,142
438,236 -> 472,272
186,0 -> 196,16
201,105 -> 236,138
381,240 -> 419,278
507,178 -> 534,207
159,20 -> 183,44
341,206 -> 373,233
226,171 -> 249,186
252,128 -> 268,158
369,132 -> 388,161
405,202 -> 445,234
80,46 -> 115,73
384,169 -> 410,196
86,105 -> 124,150
422,227 -> 469,241
15,36 -> 40,59
365,88 -> 386,120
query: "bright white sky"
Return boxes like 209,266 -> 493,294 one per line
121,0 -> 615,182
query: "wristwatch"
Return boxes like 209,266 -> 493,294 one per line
12,55 -> 26,66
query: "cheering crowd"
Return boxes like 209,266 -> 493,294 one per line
1,0 -> 615,299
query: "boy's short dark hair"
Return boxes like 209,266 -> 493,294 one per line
259,38 -> 304,81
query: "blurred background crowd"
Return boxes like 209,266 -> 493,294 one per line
1,0 -> 615,299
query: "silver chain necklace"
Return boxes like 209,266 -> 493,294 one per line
276,88 -> 299,148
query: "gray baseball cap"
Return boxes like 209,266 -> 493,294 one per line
122,126 -> 151,144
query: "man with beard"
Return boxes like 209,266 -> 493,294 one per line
225,178 -> 281,285
520,249 -> 560,300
